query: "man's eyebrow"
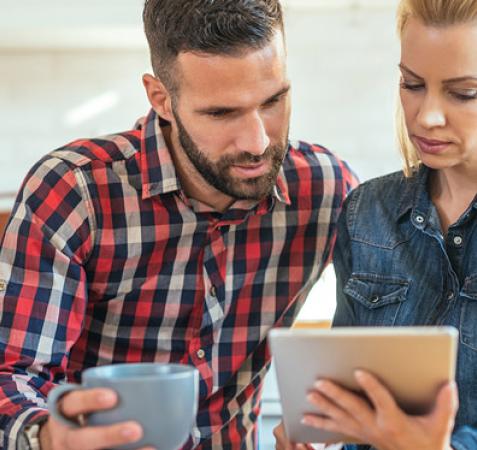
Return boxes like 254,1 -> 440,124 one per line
399,63 -> 477,84
195,84 -> 291,115
262,85 -> 291,104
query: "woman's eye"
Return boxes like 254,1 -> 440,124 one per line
400,81 -> 424,91
451,90 -> 477,101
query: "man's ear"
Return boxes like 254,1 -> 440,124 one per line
142,74 -> 174,121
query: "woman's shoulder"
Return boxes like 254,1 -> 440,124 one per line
347,170 -> 409,210
342,170 -> 416,242
355,170 -> 407,197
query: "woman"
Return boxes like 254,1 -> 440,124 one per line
275,0 -> 477,448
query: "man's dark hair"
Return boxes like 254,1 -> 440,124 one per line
143,0 -> 284,92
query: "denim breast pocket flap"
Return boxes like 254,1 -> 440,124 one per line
461,274 -> 477,301
343,273 -> 409,310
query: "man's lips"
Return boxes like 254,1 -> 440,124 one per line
230,161 -> 269,178
413,135 -> 453,155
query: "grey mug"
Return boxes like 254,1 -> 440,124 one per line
47,363 -> 199,450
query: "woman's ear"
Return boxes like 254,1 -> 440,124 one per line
142,74 -> 174,121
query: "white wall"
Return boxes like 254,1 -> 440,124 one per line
0,3 -> 401,202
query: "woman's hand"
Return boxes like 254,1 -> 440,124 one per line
302,370 -> 458,450
273,421 -> 324,450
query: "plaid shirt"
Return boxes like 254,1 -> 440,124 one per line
0,110 -> 357,450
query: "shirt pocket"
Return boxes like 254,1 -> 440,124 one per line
343,273 -> 410,326
460,274 -> 477,351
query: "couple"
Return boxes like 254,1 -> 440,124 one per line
0,0 -> 475,449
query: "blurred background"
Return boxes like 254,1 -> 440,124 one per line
1,0 -> 401,447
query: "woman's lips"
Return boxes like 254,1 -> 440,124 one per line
413,135 -> 453,155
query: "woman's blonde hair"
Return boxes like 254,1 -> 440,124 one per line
396,0 -> 477,176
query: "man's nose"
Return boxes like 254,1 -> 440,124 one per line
236,112 -> 270,156
416,94 -> 446,129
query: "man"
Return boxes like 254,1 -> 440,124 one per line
0,1 -> 357,449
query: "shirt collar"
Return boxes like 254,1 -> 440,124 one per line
396,165 -> 432,223
137,109 -> 291,206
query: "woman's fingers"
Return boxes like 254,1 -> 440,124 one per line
354,370 -> 398,415
431,381 -> 459,429
307,390 -> 348,421
312,379 -> 373,420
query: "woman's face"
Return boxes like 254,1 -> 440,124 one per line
400,17 -> 477,172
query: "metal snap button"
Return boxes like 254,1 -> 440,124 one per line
196,349 -> 205,359
415,215 -> 425,224
453,236 -> 463,246
370,295 -> 380,303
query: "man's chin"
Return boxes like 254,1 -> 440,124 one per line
227,178 -> 275,201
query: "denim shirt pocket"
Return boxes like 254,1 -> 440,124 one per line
460,274 -> 477,351
344,273 -> 410,326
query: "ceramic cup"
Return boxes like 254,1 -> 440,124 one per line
47,363 -> 199,450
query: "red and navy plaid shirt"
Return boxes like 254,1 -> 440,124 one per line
0,110 -> 357,449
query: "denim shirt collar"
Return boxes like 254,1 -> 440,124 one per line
396,165 -> 433,227
396,165 -> 477,231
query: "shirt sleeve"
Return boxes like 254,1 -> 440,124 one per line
451,426 -> 477,450
321,156 -> 359,270
0,155 -> 94,449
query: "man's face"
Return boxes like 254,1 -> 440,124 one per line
169,30 -> 291,201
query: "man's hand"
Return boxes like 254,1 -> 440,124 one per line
40,388 -> 155,450
302,370 -> 458,450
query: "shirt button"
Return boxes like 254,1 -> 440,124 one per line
209,285 -> 217,297
196,349 -> 205,359
415,215 -> 425,224
0,280 -> 6,291
453,235 -> 463,246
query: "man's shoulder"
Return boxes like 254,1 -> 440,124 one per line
286,140 -> 348,172
283,140 -> 357,195
48,129 -> 142,169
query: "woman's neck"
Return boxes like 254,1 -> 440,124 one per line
430,166 -> 477,234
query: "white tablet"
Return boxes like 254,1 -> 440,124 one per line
268,326 -> 458,444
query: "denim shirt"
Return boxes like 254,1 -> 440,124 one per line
333,167 -> 477,450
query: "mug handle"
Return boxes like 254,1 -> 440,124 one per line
47,384 -> 84,428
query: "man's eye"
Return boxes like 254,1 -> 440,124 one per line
208,110 -> 230,118
263,97 -> 281,108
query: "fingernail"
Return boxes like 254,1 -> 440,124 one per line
354,370 -> 365,380
301,417 -> 311,426
99,391 -> 116,405
121,423 -> 141,439
314,380 -> 326,390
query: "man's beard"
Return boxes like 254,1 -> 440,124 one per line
172,107 -> 288,201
